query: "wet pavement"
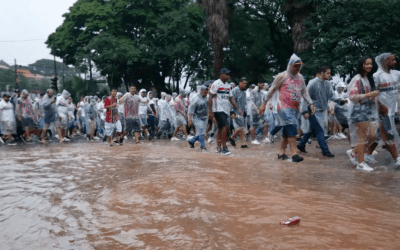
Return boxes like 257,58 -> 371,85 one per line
1,138 -> 400,249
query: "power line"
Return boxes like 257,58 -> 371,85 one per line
0,38 -> 46,43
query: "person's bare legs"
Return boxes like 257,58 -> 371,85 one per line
24,127 -> 31,141
216,128 -> 222,149
56,127 -> 64,142
263,125 -> 269,140
249,127 -> 256,141
41,123 -> 49,143
280,136 -> 288,155
231,128 -> 242,140
182,125 -> 188,138
288,136 -> 298,157
134,132 -> 140,143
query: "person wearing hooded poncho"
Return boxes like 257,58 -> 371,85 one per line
147,91 -> 157,137
0,93 -> 17,144
117,92 -> 126,138
16,90 -> 34,142
40,89 -> 57,144
296,66 -> 347,158
138,89 -> 153,140
55,89 -> 71,143
67,97 -> 77,137
188,85 -> 209,151
84,96 -> 98,141
96,96 -> 106,137
171,89 -> 190,141
344,56 -> 380,172
372,53 -> 400,167
250,80 -> 266,145
119,86 -> 142,144
230,77 -> 249,148
156,93 -> 174,138
259,54 -> 315,163
104,88 -> 123,146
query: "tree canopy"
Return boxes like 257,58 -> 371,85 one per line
45,0 -> 400,95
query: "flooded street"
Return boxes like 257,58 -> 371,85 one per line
1,139 -> 400,250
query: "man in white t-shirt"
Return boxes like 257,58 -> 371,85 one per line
208,68 -> 243,155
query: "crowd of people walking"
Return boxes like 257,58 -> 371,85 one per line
1,53 -> 400,172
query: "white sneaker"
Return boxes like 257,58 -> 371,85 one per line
331,135 -> 339,139
372,150 -> 378,155
208,138 -> 214,144
268,133 -> 274,143
263,138 -> 271,144
93,136 -> 100,140
251,140 -> 260,145
63,137 -> 70,142
356,162 -> 374,172
346,149 -> 358,165
124,136 -> 128,140
338,133 -> 347,139
55,134 -> 59,139
364,154 -> 377,164
395,157 -> 400,168
187,135 -> 193,141
0,137 -> 4,144
171,137 -> 180,141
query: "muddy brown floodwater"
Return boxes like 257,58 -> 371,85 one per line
1,138 -> 400,250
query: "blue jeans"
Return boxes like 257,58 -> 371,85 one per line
81,116 -> 87,134
270,125 -> 282,136
298,114 -> 329,154
190,135 -> 205,148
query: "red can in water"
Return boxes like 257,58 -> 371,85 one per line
281,216 -> 300,226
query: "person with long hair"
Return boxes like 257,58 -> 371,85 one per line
346,56 -> 380,172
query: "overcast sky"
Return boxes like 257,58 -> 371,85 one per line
0,0 -> 77,66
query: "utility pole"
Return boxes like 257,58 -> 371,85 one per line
14,59 -> 19,89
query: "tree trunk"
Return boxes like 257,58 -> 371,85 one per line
213,42 -> 224,79
284,0 -> 315,54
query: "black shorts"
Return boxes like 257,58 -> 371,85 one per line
126,118 -> 141,133
214,112 -> 229,129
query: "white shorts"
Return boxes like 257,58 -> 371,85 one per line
105,120 -> 122,136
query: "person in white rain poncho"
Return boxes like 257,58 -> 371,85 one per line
40,89 -> 57,144
119,86 -> 142,144
117,92 -> 126,139
171,89 -> 189,141
345,56 -> 380,172
296,66 -> 347,157
230,77 -> 249,148
259,54 -> 315,163
250,80 -> 265,145
157,93 -> 173,138
16,90 -> 34,142
372,53 -> 400,167
84,96 -> 97,141
0,94 -> 16,144
138,89 -> 153,140
55,90 -> 71,143
96,96 -> 106,137
188,85 -> 209,151
147,91 -> 157,137
329,81 -> 348,140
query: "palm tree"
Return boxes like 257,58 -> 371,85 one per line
198,0 -> 231,79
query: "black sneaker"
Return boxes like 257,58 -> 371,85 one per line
278,154 -> 289,160
149,135 -> 154,141
241,145 -> 249,148
228,137 -> 236,147
292,154 -> 304,162
297,145 -> 307,153
222,147 -> 231,155
323,152 -> 335,158
188,141 -> 194,148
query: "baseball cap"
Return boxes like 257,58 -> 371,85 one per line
293,60 -> 304,65
240,77 -> 247,81
14,89 -> 20,93
3,93 -> 11,98
220,68 -> 231,74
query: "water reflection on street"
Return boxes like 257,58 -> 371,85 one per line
1,139 -> 399,249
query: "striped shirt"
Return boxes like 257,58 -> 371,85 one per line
104,96 -> 119,123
